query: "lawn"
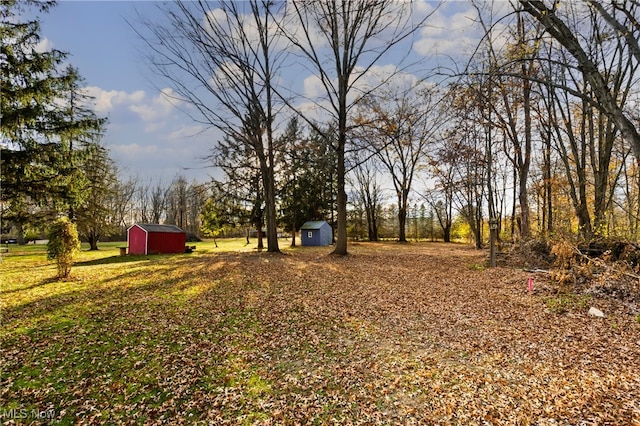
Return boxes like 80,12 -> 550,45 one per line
1,240 -> 639,424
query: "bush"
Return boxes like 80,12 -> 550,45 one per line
47,218 -> 81,278
551,239 -> 578,268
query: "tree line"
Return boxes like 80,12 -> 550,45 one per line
2,0 -> 639,252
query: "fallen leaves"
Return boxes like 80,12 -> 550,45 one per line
1,242 -> 639,424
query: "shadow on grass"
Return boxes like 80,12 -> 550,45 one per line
75,255 -> 153,267
2,254 -> 237,328
0,276 -> 61,295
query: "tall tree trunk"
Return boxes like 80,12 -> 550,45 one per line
262,16 -> 280,254
371,208 -> 378,242
333,145 -> 348,255
366,206 -> 375,241
398,207 -> 407,243
262,169 -> 280,253
291,226 -> 296,247
592,113 -> 616,235
518,173 -> 531,239
333,110 -> 348,255
16,221 -> 26,245
397,192 -> 408,243
511,165 -> 517,242
443,226 -> 451,243
474,227 -> 483,249
576,98 -> 593,239
256,226 -> 264,250
544,129 -> 553,234
518,29 -> 532,240
88,231 -> 99,251
520,0 -> 640,164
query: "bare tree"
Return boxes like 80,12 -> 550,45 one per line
519,0 -> 640,163
349,152 -> 384,242
278,0 -> 434,254
521,1 -> 638,239
166,176 -> 189,228
135,0 -> 286,252
187,182 -> 208,237
420,188 -> 454,243
108,176 -> 136,236
355,83 -> 442,242
135,178 -> 152,224
150,180 -> 168,224
585,0 -> 640,64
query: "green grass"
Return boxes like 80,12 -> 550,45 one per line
468,262 -> 486,271
0,237 -> 297,423
543,293 -> 592,314
1,236 -> 263,257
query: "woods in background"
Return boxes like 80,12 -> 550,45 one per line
2,0 -> 639,250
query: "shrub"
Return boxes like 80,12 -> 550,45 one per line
47,218 -> 81,278
551,239 -> 576,269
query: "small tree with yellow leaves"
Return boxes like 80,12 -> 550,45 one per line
47,218 -> 81,279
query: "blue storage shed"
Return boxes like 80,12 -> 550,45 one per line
301,221 -> 333,246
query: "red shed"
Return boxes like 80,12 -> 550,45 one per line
127,224 -> 186,255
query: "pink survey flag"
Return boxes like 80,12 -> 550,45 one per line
527,277 -> 534,293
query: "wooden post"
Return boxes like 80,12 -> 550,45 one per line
489,218 -> 498,268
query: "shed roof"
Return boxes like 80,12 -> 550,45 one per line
131,223 -> 185,233
300,221 -> 329,230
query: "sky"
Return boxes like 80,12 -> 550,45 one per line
34,0 -> 492,185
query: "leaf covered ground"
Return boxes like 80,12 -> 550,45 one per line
1,241 -> 639,424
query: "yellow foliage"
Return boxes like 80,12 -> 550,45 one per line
551,239 -> 576,269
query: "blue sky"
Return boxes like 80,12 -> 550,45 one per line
37,1 -> 217,183
35,1 -> 491,184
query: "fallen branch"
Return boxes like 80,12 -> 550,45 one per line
573,247 -> 640,280
524,268 -> 550,274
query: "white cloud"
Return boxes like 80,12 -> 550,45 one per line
82,86 -> 145,114
414,3 -> 482,58
129,88 -> 181,122
414,35 -> 478,57
109,143 -> 158,157
297,63 -> 424,128
203,5 -> 292,54
35,37 -> 54,53
203,7 -> 227,28
303,74 -> 326,99
352,64 -> 419,94
81,86 -> 184,129
303,64 -> 419,102
79,84 -> 210,180
413,0 -> 436,17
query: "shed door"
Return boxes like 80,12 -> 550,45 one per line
128,227 -> 147,254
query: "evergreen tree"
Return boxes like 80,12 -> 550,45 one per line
209,134 -> 264,247
1,0 -> 106,238
278,119 -> 333,246
73,145 -> 119,250
56,65 -> 107,219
